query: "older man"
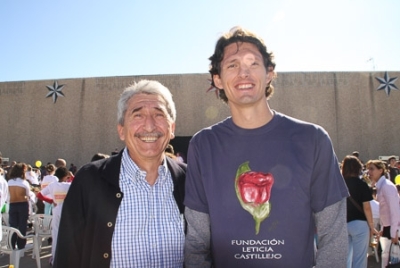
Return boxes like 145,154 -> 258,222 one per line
54,80 -> 186,268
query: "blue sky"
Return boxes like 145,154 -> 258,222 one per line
1,0 -> 399,82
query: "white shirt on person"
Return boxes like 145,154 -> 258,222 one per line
25,171 -> 39,185
41,175 -> 58,198
28,190 -> 37,215
370,199 -> 380,219
370,199 -> 380,229
0,174 -> 9,241
40,181 -> 71,213
0,175 -> 8,208
7,177 -> 31,199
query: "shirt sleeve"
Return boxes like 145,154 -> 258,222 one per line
184,207 -> 212,267
23,180 -> 31,197
184,138 -> 209,213
383,184 -> 400,237
314,198 -> 347,268
310,129 -> 349,213
359,181 -> 373,203
40,183 -> 52,197
37,192 -> 53,204
0,178 -> 8,207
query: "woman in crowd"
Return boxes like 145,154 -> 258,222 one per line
37,166 -> 72,265
7,162 -> 30,249
342,155 -> 378,267
367,159 -> 400,268
40,164 -> 58,215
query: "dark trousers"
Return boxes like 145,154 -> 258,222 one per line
9,202 -> 29,249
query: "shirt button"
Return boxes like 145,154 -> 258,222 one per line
107,222 -> 113,227
116,193 -> 121,198
103,253 -> 109,259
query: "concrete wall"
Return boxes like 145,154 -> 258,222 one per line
0,72 -> 399,168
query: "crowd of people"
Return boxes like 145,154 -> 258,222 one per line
0,105 -> 186,267
1,157 -> 88,262
0,157 -> 76,259
343,152 -> 400,268
0,26 -> 400,268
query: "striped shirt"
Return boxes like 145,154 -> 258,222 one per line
110,148 -> 184,268
40,181 -> 71,213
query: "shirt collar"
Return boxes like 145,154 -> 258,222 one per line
375,175 -> 387,189
121,147 -> 168,184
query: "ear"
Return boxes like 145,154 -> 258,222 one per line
213,74 -> 223,89
117,124 -> 125,141
266,69 -> 276,84
170,122 -> 176,140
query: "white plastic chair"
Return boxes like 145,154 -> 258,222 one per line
29,214 -> 52,266
1,212 -> 9,226
0,225 -> 40,268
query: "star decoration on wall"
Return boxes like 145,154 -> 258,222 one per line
375,72 -> 398,96
46,81 -> 65,103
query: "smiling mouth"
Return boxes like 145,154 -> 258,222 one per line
237,84 -> 253,89
141,137 -> 157,142
135,133 -> 163,143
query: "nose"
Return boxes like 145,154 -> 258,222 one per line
143,115 -> 156,132
238,66 -> 250,78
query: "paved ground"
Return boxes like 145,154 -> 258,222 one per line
368,252 -> 381,268
0,243 -> 382,268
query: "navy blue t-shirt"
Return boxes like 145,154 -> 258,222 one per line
185,112 -> 348,267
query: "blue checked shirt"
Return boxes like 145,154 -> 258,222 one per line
110,148 -> 184,268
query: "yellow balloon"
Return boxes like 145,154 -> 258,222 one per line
35,160 -> 42,168
395,175 -> 400,185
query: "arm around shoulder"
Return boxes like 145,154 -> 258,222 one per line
184,207 -> 212,268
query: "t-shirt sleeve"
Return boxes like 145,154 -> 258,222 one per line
184,136 -> 210,213
360,181 -> 373,203
23,181 -> 31,196
184,207 -> 212,266
40,183 -> 52,198
315,198 -> 347,267
310,128 -> 349,213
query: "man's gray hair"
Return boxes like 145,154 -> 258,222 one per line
117,80 -> 176,125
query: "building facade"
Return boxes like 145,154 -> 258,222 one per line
0,71 -> 399,168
